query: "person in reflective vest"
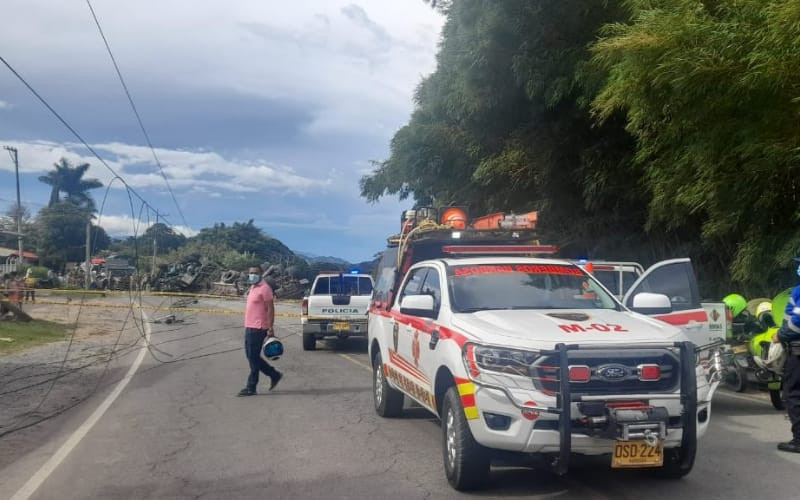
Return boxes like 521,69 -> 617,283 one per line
773,257 -> 800,453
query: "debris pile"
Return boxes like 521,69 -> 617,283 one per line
150,259 -> 310,299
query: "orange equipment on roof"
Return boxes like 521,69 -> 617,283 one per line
471,211 -> 538,230
439,207 -> 468,230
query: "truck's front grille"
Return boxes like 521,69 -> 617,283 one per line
532,349 -> 680,395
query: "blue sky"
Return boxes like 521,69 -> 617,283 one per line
0,0 -> 444,262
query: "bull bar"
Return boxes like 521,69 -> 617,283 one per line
465,341 -> 700,475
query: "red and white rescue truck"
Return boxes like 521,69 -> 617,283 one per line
367,207 -> 723,491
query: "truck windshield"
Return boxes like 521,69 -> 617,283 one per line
448,264 -> 619,312
313,275 -> 373,295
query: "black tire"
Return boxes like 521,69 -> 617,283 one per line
373,352 -> 404,417
725,365 -> 747,393
654,445 -> 696,479
441,386 -> 490,490
302,332 -> 316,351
770,389 -> 785,410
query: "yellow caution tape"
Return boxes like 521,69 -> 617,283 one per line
27,300 -> 302,318
38,289 -> 303,302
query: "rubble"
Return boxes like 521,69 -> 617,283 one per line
150,259 -> 311,299
59,254 -> 313,300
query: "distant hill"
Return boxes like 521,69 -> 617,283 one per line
294,251 -> 351,266
294,251 -> 379,275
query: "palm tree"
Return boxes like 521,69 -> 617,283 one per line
38,158 -> 103,210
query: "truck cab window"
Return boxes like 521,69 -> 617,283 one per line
421,268 -> 442,312
399,268 -> 427,304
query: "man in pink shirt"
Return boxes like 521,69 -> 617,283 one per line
238,265 -> 283,396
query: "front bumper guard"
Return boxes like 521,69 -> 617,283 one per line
466,341 -> 700,475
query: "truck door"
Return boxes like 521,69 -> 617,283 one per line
393,267 -> 427,375
622,258 -> 709,347
391,266 -> 438,409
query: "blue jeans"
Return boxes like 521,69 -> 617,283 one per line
244,328 -> 277,391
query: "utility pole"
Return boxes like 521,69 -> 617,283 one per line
3,146 -> 23,267
85,220 -> 92,290
152,214 -> 158,275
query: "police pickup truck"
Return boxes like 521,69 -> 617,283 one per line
301,271 -> 374,350
368,208 -> 722,491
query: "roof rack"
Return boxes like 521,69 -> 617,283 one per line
442,245 -> 558,255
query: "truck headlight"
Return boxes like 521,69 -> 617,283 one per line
463,343 -> 539,378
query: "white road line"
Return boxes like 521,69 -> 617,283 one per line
338,353 -> 372,372
11,310 -> 152,500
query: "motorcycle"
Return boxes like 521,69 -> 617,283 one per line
721,289 -> 790,410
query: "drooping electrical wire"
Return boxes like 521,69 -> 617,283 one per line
0,53 -> 171,227
84,0 -> 189,229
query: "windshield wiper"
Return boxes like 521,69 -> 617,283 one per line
456,307 -> 512,313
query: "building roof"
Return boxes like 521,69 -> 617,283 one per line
0,247 -> 39,259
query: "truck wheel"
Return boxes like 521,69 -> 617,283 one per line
654,445 -> 695,479
770,389 -> 785,410
441,386 -> 489,490
373,352 -> 403,417
302,332 -> 316,351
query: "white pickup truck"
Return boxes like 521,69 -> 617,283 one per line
369,231 -> 722,490
301,271 -> 374,350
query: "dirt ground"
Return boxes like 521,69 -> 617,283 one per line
0,298 -> 147,470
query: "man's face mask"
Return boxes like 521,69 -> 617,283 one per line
248,273 -> 260,284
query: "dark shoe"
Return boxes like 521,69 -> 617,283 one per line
237,388 -> 256,397
777,440 -> 800,453
269,372 -> 283,391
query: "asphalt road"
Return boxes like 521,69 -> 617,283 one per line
2,296 -> 800,499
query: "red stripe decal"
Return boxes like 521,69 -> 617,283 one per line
368,309 -> 472,349
461,394 -> 476,407
389,350 -> 429,383
654,310 -> 708,326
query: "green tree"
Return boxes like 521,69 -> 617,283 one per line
0,203 -> 36,250
588,0 -> 800,294
195,220 -> 293,261
34,202 -> 109,270
361,0 -> 645,258
38,158 -> 103,210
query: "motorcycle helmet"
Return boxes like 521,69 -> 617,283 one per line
755,301 -> 775,328
262,337 -> 284,361
723,293 -> 747,318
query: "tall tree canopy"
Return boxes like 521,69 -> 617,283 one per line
38,158 -> 103,210
361,0 -> 800,296
589,0 -> 800,292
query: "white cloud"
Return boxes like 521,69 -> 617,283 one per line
97,214 -> 197,238
0,139 -> 332,195
0,100 -> 11,110
0,0 -> 443,138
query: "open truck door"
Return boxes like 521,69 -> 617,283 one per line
623,258 -> 710,347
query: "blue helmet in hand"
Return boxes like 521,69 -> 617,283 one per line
262,337 -> 284,361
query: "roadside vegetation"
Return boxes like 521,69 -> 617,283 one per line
361,0 -> 800,298
0,320 -> 68,354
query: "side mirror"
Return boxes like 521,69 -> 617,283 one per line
400,294 -> 436,318
630,292 -> 673,315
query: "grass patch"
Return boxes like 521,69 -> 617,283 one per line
0,320 -> 68,354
